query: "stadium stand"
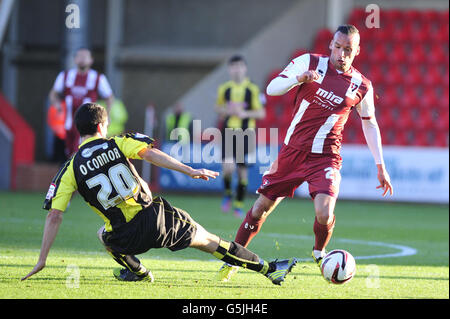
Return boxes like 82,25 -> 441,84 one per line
258,8 -> 449,147
0,93 -> 35,189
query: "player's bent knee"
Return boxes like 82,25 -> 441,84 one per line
97,226 -> 105,245
190,223 -> 219,253
315,211 -> 334,225
252,194 -> 278,219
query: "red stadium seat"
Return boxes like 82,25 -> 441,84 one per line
313,42 -> 330,56
370,44 -> 389,63
383,127 -> 397,145
290,48 -> 308,62
404,66 -> 423,87
391,22 -> 414,43
422,10 -> 442,25
415,108 -> 434,130
384,64 -> 403,86
314,29 -> 332,49
407,46 -> 427,64
439,90 -> 449,109
419,88 -> 440,109
343,127 -> 356,144
356,47 -> 370,64
429,21 -> 449,43
370,27 -> 393,45
265,68 -> 283,86
265,94 -> 283,108
387,43 -> 408,64
323,8 -> 450,148
376,107 -> 395,129
348,8 -> 366,28
424,66 -> 444,87
442,69 -> 449,88
434,108 -> 449,131
393,128 -> 414,146
382,9 -> 405,26
366,65 -> 384,86
396,108 -> 416,130
414,131 -> 430,146
404,10 -> 422,25
282,88 -> 297,108
415,22 -> 433,43
433,129 -> 449,147
428,43 -> 448,65
400,86 -> 421,110
378,87 -> 399,108
346,110 -> 361,128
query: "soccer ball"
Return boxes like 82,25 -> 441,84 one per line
320,249 -> 356,284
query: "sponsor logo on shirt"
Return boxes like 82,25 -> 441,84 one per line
313,88 -> 344,110
46,183 -> 56,200
81,143 -> 109,158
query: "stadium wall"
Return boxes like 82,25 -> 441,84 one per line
1,0 -> 297,161
158,142 -> 449,204
175,0 -> 328,130
0,93 -> 35,190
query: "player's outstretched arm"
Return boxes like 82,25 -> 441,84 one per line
266,70 -> 319,96
21,209 -> 63,281
138,147 -> 219,181
376,164 -> 393,197
360,117 -> 393,197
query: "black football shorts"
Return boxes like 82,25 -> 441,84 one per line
102,196 -> 197,255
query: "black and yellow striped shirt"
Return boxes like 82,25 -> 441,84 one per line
43,133 -> 154,232
216,78 -> 262,130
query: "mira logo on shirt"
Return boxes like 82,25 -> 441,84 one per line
315,88 -> 344,106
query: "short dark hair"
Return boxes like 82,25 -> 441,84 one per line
76,47 -> 92,53
228,54 -> 246,65
74,103 -> 107,136
335,24 -> 359,36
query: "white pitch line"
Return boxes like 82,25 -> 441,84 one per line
1,234 -> 417,264
262,233 -> 418,261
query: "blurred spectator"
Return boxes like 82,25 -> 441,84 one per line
165,103 -> 192,143
97,99 -> 128,137
47,101 -> 67,163
48,48 -> 114,158
215,55 -> 265,218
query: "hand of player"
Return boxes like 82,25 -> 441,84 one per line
376,165 -> 393,197
189,168 -> 220,181
21,260 -> 46,281
235,108 -> 248,119
227,102 -> 246,116
296,70 -> 320,83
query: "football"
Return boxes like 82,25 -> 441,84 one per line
320,249 -> 356,284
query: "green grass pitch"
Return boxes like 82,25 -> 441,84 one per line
0,191 -> 448,299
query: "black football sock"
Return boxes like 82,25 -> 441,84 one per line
213,239 -> 274,275
236,179 -> 248,203
224,175 -> 232,197
108,251 -> 149,276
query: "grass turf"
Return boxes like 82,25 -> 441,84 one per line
0,191 -> 448,299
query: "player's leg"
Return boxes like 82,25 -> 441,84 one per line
190,223 -> 297,285
97,226 -> 153,282
221,161 -> 235,212
235,194 -> 283,247
217,194 -> 283,282
312,194 -> 337,264
307,156 -> 341,265
234,146 -> 306,248
233,164 -> 248,218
